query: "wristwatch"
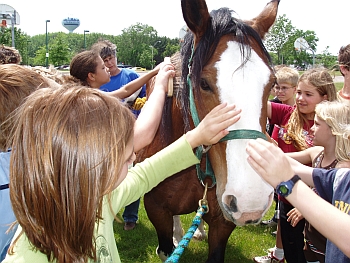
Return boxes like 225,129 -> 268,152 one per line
276,175 -> 301,197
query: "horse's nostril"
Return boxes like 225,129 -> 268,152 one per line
224,195 -> 238,212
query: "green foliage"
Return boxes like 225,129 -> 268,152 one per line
317,47 -> 337,69
265,15 -> 324,68
49,32 -> 72,66
265,14 -> 295,64
117,23 -> 158,67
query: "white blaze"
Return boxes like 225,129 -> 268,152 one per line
215,41 -> 273,222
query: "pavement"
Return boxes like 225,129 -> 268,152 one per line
334,76 -> 344,83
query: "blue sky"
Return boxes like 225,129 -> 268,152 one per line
7,0 -> 349,55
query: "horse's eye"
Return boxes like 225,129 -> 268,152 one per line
200,79 -> 212,92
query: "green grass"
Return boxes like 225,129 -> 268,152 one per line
335,82 -> 343,91
113,198 -> 277,263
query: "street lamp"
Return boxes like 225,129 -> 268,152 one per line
84,30 -> 89,49
26,39 -> 31,66
149,45 -> 154,69
150,40 -> 161,69
45,20 -> 50,68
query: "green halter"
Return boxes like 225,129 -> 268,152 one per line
187,45 -> 267,187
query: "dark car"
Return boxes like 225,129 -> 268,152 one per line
117,64 -> 132,69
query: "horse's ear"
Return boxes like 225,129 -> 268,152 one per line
181,0 -> 210,45
244,0 -> 280,39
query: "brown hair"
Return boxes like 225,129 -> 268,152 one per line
0,64 -> 50,151
0,45 -> 22,64
338,44 -> 350,74
287,68 -> 337,151
9,85 -> 135,262
91,39 -> 117,60
69,50 -> 101,86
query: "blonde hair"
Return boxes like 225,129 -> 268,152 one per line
287,68 -> 337,151
9,85 -> 135,262
275,66 -> 299,87
316,101 -> 350,162
0,64 -> 51,151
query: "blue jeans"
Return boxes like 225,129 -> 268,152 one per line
122,198 -> 140,223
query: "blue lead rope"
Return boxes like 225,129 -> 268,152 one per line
164,203 -> 208,263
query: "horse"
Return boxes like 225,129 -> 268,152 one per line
137,0 -> 280,262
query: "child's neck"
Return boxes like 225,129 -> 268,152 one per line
282,98 -> 295,106
322,145 -> 337,167
340,73 -> 350,97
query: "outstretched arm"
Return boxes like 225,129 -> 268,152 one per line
246,138 -> 314,186
245,139 -> 350,257
108,66 -> 160,99
133,62 -> 173,153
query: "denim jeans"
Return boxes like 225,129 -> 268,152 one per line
122,198 -> 140,223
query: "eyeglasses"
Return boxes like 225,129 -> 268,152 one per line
274,86 -> 294,92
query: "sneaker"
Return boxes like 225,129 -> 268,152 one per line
261,219 -> 277,227
253,252 -> 285,263
123,222 -> 136,231
271,230 -> 277,236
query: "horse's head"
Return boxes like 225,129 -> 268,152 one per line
181,0 -> 279,226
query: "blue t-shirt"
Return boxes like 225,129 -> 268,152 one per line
313,168 -> 350,263
0,151 -> 17,261
100,68 -> 146,117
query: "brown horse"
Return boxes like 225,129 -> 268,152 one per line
137,0 -> 280,262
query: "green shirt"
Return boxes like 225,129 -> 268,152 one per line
3,135 -> 199,263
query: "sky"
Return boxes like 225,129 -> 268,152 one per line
5,0 -> 349,56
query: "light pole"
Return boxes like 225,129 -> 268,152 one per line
149,45 -> 154,69
150,40 -> 161,69
84,30 -> 89,49
26,39 -> 31,66
45,20 -> 50,68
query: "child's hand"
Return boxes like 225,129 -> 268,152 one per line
246,138 -> 294,188
287,208 -> 304,227
153,62 -> 175,94
185,103 -> 241,148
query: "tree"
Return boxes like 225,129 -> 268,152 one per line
317,47 -> 337,69
265,15 -> 295,65
265,15 -> 320,68
117,23 -> 158,67
49,33 -> 71,66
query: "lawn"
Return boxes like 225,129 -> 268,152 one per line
113,198 -> 277,263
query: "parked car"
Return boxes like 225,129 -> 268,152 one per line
132,66 -> 146,71
117,64 -> 132,69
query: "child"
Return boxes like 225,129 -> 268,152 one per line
286,101 -> 350,263
337,44 -> 350,105
0,64 -> 52,261
254,68 -> 337,263
260,66 -> 299,262
2,85 -> 241,262
69,50 -> 161,101
246,110 -> 350,263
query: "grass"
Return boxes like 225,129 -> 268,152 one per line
113,198 -> 277,263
